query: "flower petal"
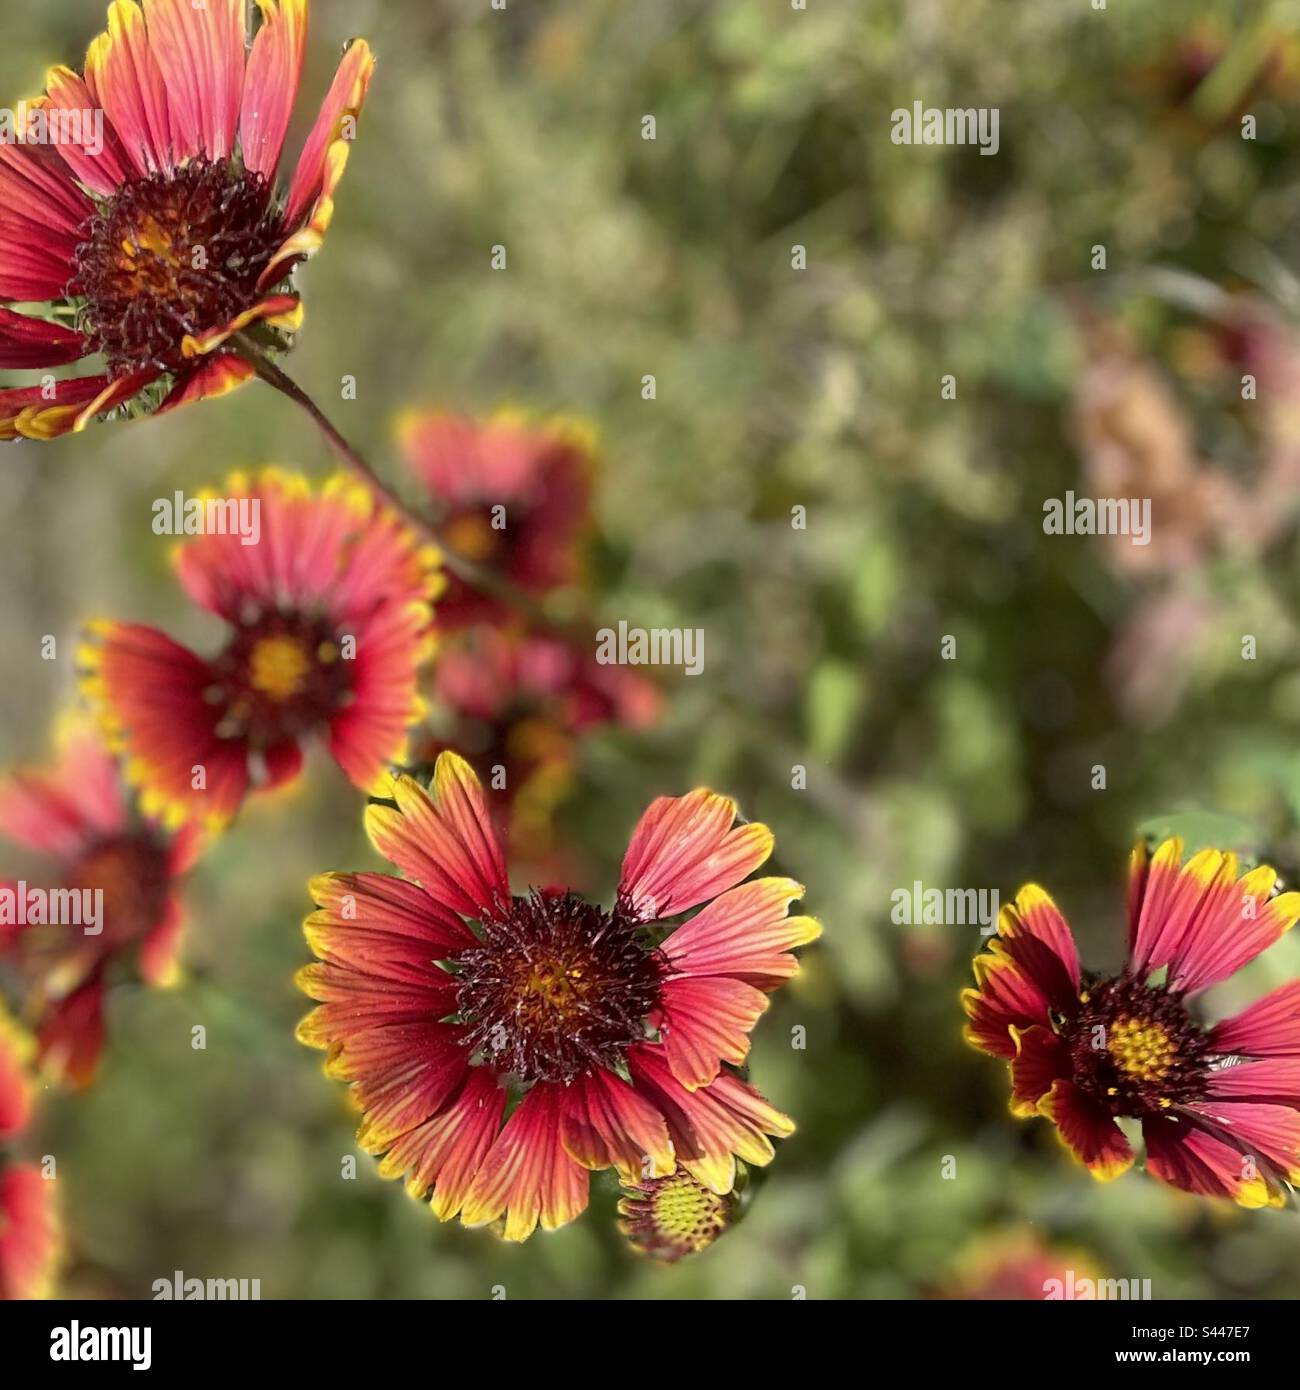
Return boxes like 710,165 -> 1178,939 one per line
659,975 -> 769,1091
459,1082 -> 590,1241
627,1044 -> 793,1194
1127,840 -> 1297,995
36,971 -> 107,1090
1143,1112 -> 1285,1209
659,876 -> 819,988
1210,981 -> 1300,1058
40,68 -> 132,195
281,37 -> 374,231
559,1067 -> 675,1179
618,789 -> 773,922
1007,1023 -> 1070,1119
79,619 -> 249,831
306,870 -> 475,960
85,0 -> 175,176
961,940 -> 1053,1061
0,1164 -> 58,1300
1036,1078 -> 1135,1182
996,883 -> 1081,1013
239,0 -> 309,181
364,759 -> 509,923
325,1019 -> 470,1155
0,308 -> 86,370
376,1068 -> 506,1219
140,0 -> 246,163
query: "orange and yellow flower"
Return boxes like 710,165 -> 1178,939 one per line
965,838 -> 1300,1207
0,0 -> 372,440
297,752 -> 817,1241
0,717 -> 199,1087
80,469 -> 441,831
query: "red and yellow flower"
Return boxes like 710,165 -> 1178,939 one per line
964,838 -> 1300,1207
419,624 -> 660,863
398,410 -> 593,629
80,469 -> 441,831
297,752 -> 817,1241
0,717 -> 199,1087
0,0 -> 372,440
0,1015 -> 58,1299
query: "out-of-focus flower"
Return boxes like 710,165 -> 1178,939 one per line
937,1227 -> 1097,1300
1071,324 -> 1230,579
964,838 -> 1300,1207
398,410 -> 593,628
80,470 -> 441,831
0,0 -> 372,440
297,752 -> 816,1241
618,1163 -> 742,1261
0,717 -> 199,1087
0,1014 -> 58,1299
0,1165 -> 57,1299
418,624 -> 660,862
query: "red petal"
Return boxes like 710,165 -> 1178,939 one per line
140,0 -> 245,163
239,0 -> 309,180
618,789 -> 773,922
961,941 -> 1053,1060
85,0 -> 176,176
660,976 -> 768,1090
459,1082 -> 590,1241
282,38 -> 374,231
1143,1112 -> 1285,1208
0,1164 -> 58,1299
1007,1024 -> 1070,1118
1210,980 -> 1300,1058
0,308 -> 87,370
660,876 -> 819,988
364,759 -> 509,923
1036,1078 -> 1134,1181
376,1068 -> 506,1219
627,1044 -> 793,1194
559,1067 -> 675,1179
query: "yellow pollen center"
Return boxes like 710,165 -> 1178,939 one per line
248,635 -> 312,701
445,512 -> 501,562
517,961 -> 589,1019
651,1176 -> 725,1246
1108,1015 -> 1176,1082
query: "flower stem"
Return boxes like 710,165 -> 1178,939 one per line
235,337 -> 552,626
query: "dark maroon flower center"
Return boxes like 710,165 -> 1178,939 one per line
206,611 -> 353,748
1067,973 -> 1212,1117
70,159 -> 285,376
454,890 -> 663,1084
67,834 -> 171,950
